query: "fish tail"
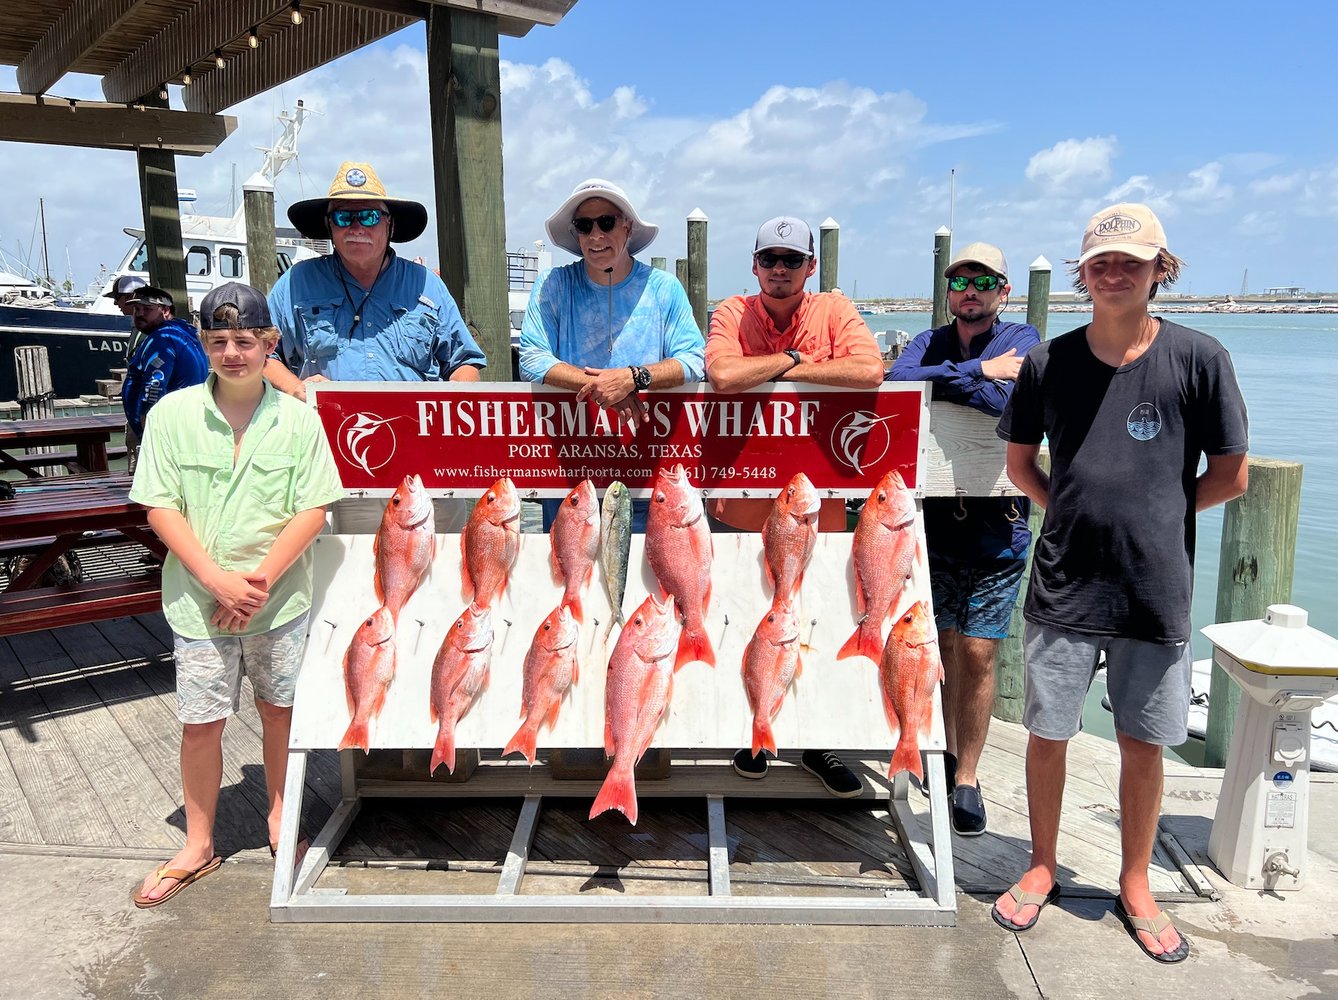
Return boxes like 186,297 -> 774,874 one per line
889,734 -> 924,782
337,719 -> 370,753
751,716 -> 777,758
674,627 -> 715,671
589,763 -> 639,825
429,722 -> 456,776
838,621 -> 882,662
564,589 -> 584,624
502,721 -> 537,765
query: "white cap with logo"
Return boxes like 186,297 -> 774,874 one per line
1077,203 -> 1168,266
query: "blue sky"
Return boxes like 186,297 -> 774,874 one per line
1,0 -> 1332,298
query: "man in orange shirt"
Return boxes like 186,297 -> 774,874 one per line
706,216 -> 884,795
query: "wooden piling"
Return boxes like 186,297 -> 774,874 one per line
994,452 -> 1047,723
651,257 -> 667,271
675,258 -> 688,288
687,209 -> 708,334
819,218 -> 839,293
931,227 -> 951,329
427,6 -> 509,382
242,174 -> 278,295
1204,457 -> 1303,767
1026,256 -> 1051,340
15,346 -> 59,476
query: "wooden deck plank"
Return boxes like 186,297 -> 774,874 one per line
0,634 -> 121,846
787,805 -> 918,884
723,804 -> 866,881
0,711 -> 43,843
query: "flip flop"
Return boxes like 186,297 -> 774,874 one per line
1114,898 -> 1191,964
991,881 -> 1061,932
131,856 -> 222,909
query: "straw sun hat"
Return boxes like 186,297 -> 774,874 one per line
288,161 -> 428,243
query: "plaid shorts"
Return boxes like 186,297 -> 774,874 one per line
172,612 -> 309,724
928,554 -> 1027,639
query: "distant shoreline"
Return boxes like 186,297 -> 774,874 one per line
848,298 -> 1338,315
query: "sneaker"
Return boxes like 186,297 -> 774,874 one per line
919,751 -> 957,797
951,782 -> 987,836
800,749 -> 863,798
732,748 -> 770,779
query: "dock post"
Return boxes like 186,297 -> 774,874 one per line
15,346 -> 59,475
1204,457 -> 1303,767
994,452 -> 1048,723
651,256 -> 667,271
1026,256 -> 1051,339
243,173 -> 278,295
931,227 -> 951,329
820,218 -> 839,293
687,209 -> 709,335
427,6 -> 510,381
675,258 -> 689,289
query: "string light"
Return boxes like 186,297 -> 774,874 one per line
181,67 -> 192,86
290,1 -> 303,25
214,49 -> 225,69
248,27 -> 259,48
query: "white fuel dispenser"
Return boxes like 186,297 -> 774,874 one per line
1201,604 -> 1338,890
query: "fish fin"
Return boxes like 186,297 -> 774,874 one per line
674,628 -> 715,671
571,655 -> 580,687
502,723 -> 537,765
837,626 -> 866,661
763,559 -> 776,592
460,534 -> 474,602
549,543 -> 562,584
853,565 -> 867,617
795,653 -> 804,679
703,578 -> 713,616
337,720 -> 369,753
589,764 -> 639,825
429,721 -> 456,776
889,735 -> 924,782
752,717 -> 777,758
543,697 -> 562,731
603,719 -> 615,758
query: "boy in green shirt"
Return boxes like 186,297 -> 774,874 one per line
129,282 -> 345,907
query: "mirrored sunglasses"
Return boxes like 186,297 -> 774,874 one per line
328,208 -> 385,228
755,251 -> 809,270
948,274 -> 1002,292
572,214 -> 620,235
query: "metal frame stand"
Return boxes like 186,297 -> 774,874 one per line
269,749 -> 956,925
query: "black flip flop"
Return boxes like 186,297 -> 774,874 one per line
1114,898 -> 1191,963
991,881 -> 1061,932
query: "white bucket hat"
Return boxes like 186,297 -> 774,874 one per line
544,178 -> 659,257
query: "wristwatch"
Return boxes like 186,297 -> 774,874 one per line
630,365 -> 652,391
783,349 -> 802,370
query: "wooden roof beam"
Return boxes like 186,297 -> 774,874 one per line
16,0 -> 150,96
183,5 -> 414,114
0,94 -> 236,155
101,0 -> 297,104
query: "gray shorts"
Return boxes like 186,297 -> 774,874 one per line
1022,621 -> 1192,746
173,612 -> 309,724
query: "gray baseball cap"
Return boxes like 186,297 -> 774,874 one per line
127,285 -> 174,309
103,274 -> 147,298
754,216 -> 814,256
199,282 -> 272,329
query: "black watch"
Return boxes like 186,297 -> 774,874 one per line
783,349 -> 802,370
630,365 -> 652,391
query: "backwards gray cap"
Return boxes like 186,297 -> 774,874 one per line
199,282 -> 272,329
754,216 -> 814,256
103,274 -> 147,298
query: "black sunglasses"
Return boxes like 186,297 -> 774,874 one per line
755,251 -> 809,270
948,274 -> 1002,292
572,214 -> 620,235
328,208 -> 384,228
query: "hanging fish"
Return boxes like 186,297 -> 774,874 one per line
550,480 -> 599,622
429,603 -> 494,776
337,606 -> 397,753
373,474 -> 436,622
503,605 -> 580,765
599,480 -> 632,642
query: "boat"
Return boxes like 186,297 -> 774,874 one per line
1,103 -> 327,403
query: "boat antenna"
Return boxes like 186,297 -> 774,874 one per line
39,197 -> 52,290
948,168 -> 955,235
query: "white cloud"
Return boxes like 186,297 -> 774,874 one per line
1178,162 -> 1234,204
1025,137 -> 1118,190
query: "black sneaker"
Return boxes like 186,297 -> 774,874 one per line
919,751 -> 957,797
800,749 -> 863,798
951,782 -> 987,836
732,748 -> 770,779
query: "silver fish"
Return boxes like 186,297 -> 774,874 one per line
599,480 -> 632,641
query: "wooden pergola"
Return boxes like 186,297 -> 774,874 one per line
0,0 -> 577,377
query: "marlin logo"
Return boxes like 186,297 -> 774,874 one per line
830,410 -> 896,474
337,412 -> 399,475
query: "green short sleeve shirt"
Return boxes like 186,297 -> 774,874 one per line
130,376 -> 346,639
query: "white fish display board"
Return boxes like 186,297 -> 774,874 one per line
289,525 -> 945,755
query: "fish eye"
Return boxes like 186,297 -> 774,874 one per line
767,613 -> 775,623
568,495 -> 577,506
877,492 -> 886,502
543,622 -> 550,631
392,495 -> 402,505
634,616 -> 643,626
654,493 -> 665,503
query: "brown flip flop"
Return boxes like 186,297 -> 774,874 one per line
131,856 -> 222,909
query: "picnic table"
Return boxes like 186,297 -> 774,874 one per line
0,413 -> 127,477
0,477 -> 164,635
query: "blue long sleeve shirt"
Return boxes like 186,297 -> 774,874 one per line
888,318 -> 1040,561
518,259 -> 704,383
122,317 -> 209,439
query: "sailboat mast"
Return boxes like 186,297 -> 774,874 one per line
38,197 -> 52,288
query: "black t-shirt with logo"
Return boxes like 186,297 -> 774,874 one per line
997,319 -> 1249,644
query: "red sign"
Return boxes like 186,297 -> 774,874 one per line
310,383 -> 927,498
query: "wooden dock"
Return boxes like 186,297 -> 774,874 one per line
0,611 -> 1192,901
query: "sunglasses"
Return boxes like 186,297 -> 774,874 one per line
572,214 -> 620,235
328,208 -> 385,228
948,274 -> 1003,292
755,251 -> 809,270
